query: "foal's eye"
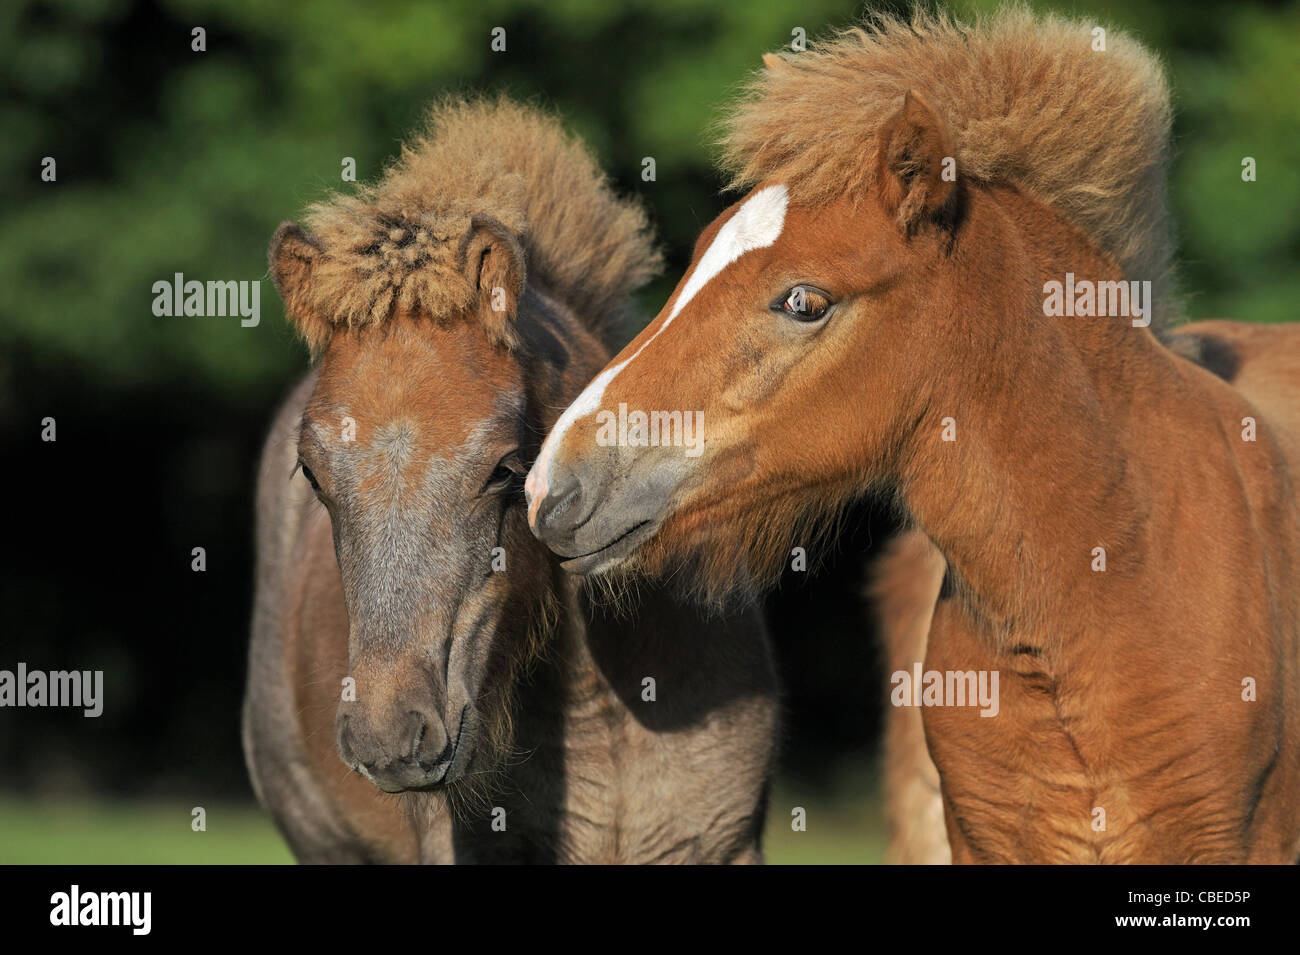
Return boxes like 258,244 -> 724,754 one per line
773,285 -> 832,323
484,452 -> 525,495
299,462 -> 321,493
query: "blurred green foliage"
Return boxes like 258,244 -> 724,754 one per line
3,0 -> 1296,402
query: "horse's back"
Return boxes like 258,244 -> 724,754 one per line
243,372 -> 419,863
1171,319 -> 1300,469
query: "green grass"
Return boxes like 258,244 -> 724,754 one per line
763,767 -> 887,865
0,797 -> 294,865
0,768 -> 885,864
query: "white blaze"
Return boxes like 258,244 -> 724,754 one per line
527,184 -> 788,516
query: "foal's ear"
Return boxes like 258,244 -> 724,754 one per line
459,214 -> 526,345
762,52 -> 791,73
875,91 -> 957,233
269,221 -> 320,319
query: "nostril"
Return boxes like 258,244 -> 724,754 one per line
537,478 -> 584,534
409,713 -> 427,760
405,709 -> 450,766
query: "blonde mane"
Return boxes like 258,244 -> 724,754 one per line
291,96 -> 661,350
720,6 -> 1178,330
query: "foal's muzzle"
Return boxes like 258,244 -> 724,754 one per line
525,448 -> 676,574
336,702 -> 470,793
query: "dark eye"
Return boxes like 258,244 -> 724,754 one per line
299,462 -> 321,493
484,452 -> 525,495
772,285 -> 832,323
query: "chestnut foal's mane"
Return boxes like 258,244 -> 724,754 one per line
286,96 -> 661,353
720,6 -> 1178,331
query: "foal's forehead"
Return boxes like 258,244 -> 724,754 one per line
303,320 -> 525,459
672,183 -> 789,315
686,186 -> 889,298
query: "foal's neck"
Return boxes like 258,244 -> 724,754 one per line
902,185 -> 1251,645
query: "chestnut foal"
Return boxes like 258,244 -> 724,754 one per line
526,13 -> 1300,863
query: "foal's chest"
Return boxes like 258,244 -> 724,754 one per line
921,602 -> 1278,862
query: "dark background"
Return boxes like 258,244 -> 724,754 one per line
1,0 -> 1296,859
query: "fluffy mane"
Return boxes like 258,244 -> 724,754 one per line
291,96 -> 661,349
719,6 -> 1179,330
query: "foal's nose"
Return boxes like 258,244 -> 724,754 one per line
527,446 -> 677,570
527,467 -> 590,540
336,705 -> 453,793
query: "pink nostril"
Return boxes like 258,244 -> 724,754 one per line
525,469 -> 547,525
